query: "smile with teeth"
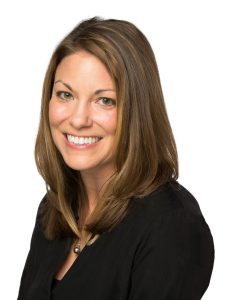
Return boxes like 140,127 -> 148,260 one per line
66,134 -> 102,145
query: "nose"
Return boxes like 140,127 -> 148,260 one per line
69,101 -> 93,129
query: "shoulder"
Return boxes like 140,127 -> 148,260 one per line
33,194 -> 48,226
125,182 -> 214,298
29,194 -> 49,245
128,181 -> 214,262
130,181 -> 205,223
126,181 -> 213,245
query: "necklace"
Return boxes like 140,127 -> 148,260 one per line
73,233 -> 97,255
73,240 -> 81,255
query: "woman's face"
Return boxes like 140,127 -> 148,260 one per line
49,51 -> 117,177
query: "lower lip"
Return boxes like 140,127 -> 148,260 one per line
64,135 -> 102,150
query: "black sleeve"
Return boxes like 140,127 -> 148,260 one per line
17,195 -> 47,300
17,249 -> 33,300
127,210 -> 214,300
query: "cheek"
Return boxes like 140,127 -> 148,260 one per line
95,111 -> 117,133
49,100 -> 68,127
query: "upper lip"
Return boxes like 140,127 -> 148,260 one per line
64,133 -> 103,138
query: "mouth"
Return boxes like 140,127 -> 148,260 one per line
65,134 -> 103,145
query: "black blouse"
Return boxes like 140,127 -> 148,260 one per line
17,182 -> 214,300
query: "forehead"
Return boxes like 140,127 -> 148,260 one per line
55,51 -> 115,88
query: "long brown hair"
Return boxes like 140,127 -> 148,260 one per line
35,17 -> 178,240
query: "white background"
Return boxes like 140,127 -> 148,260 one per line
0,0 -> 224,298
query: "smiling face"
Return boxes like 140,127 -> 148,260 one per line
49,51 -> 117,178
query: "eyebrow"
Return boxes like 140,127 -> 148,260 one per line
54,80 -> 115,95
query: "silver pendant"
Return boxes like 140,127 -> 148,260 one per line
73,244 -> 81,255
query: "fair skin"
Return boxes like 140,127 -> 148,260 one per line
49,50 -> 117,214
49,51 -> 117,279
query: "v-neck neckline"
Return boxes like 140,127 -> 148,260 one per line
51,232 -> 101,289
56,241 -> 89,280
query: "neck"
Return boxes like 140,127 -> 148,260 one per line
80,166 -> 116,215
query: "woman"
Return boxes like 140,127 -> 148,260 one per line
17,17 -> 214,299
